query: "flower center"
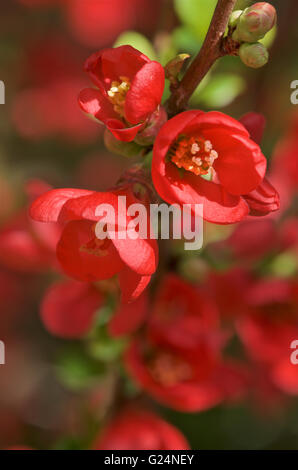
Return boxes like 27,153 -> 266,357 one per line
168,134 -> 219,176
147,349 -> 193,387
107,76 -> 131,117
80,224 -> 110,257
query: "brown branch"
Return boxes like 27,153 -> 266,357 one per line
166,0 -> 238,117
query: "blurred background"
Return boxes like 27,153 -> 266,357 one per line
0,0 -> 297,450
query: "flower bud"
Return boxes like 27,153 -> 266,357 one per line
164,54 -> 190,87
235,3 -> 277,43
134,107 -> 168,146
104,129 -> 142,157
229,10 -> 243,29
239,42 -> 269,68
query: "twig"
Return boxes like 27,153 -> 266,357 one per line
166,0 -> 238,117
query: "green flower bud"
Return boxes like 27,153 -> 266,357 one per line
236,3 -> 277,43
164,54 -> 190,87
229,10 -> 243,29
239,42 -> 269,68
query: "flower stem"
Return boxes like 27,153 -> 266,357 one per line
166,0 -> 238,117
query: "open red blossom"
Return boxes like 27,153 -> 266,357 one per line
125,275 -> 247,412
30,187 -> 158,303
147,275 -> 224,353
41,279 -> 103,338
93,408 -> 190,450
0,181 -> 61,273
152,110 -> 270,224
237,279 -> 298,395
125,338 -> 247,412
79,46 -> 165,142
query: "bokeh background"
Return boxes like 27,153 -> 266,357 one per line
0,0 -> 297,450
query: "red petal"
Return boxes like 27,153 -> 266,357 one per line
93,408 -> 190,450
152,156 -> 249,224
244,177 -> 280,216
118,267 -> 151,303
78,88 -> 117,121
30,188 -> 94,222
101,46 -> 149,84
58,191 -> 119,223
239,112 -> 266,145
85,46 -> 148,89
108,292 -> 148,337
188,110 -> 250,137
57,220 -> 124,282
210,129 -> 267,195
125,62 -> 165,124
112,236 -> 158,276
106,119 -> 144,142
41,279 -> 103,338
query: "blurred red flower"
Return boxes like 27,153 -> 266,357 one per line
12,36 -> 99,143
30,186 -> 158,302
152,110 -> 268,224
79,46 -> 165,142
125,275 -> 247,412
0,181 -> 60,273
108,291 -> 148,337
93,408 -> 190,450
237,278 -> 298,395
41,279 -> 103,338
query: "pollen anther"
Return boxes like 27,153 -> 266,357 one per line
169,135 -> 219,177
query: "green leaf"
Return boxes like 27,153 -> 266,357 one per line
259,26 -> 277,49
88,328 -> 127,363
174,0 -> 217,41
114,31 -> 157,61
56,347 -> 105,391
191,73 -> 246,108
172,27 -> 202,55
269,252 -> 297,278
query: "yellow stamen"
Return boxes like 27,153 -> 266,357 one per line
107,76 -> 131,117
168,135 -> 219,176
147,350 -> 193,387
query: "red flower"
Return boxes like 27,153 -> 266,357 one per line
30,186 -> 158,302
41,279 -> 103,338
125,275 -> 247,411
0,181 -> 60,273
152,110 -> 268,224
237,279 -> 298,395
65,0 -> 163,49
108,291 -> 148,337
79,46 -> 165,142
93,408 -> 190,450
243,177 -> 280,217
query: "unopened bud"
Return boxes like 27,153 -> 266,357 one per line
235,3 -> 277,43
164,54 -> 190,87
229,10 -> 243,29
134,107 -> 168,146
239,42 -> 269,68
104,129 -> 142,158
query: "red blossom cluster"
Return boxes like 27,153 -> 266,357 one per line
3,0 -> 298,450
